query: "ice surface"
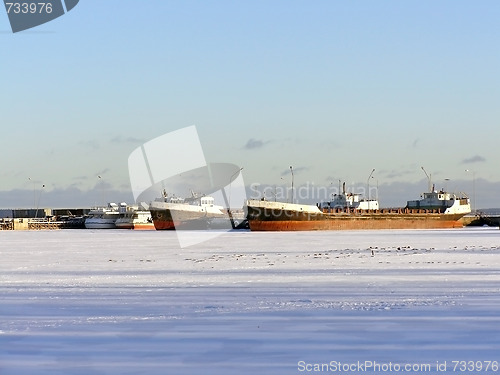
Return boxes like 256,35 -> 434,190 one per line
1,228 -> 500,374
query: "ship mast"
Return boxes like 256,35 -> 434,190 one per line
367,168 -> 375,209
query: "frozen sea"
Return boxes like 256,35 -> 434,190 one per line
1,227 -> 500,374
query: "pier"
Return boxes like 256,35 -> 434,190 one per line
460,213 -> 500,227
0,208 -> 89,230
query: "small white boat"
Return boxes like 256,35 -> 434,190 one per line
84,203 -> 120,229
115,203 -> 154,230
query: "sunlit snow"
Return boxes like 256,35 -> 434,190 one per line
1,228 -> 499,374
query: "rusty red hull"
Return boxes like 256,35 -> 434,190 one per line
151,220 -> 176,230
247,206 -> 465,231
150,209 -> 211,230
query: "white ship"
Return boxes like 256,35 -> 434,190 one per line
149,192 -> 229,230
114,203 -> 154,230
84,203 -> 121,229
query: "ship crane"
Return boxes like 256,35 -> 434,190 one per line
421,166 -> 432,192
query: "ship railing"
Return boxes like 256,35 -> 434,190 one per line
321,207 -> 445,215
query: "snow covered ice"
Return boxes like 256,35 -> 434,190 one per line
1,228 -> 500,374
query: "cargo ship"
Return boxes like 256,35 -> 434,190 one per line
246,183 -> 471,231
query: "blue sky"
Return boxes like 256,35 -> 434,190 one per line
1,1 -> 499,208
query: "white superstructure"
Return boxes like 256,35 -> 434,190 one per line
319,182 -> 380,210
114,203 -> 154,230
84,203 -> 120,229
407,189 -> 471,215
149,195 -> 226,217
